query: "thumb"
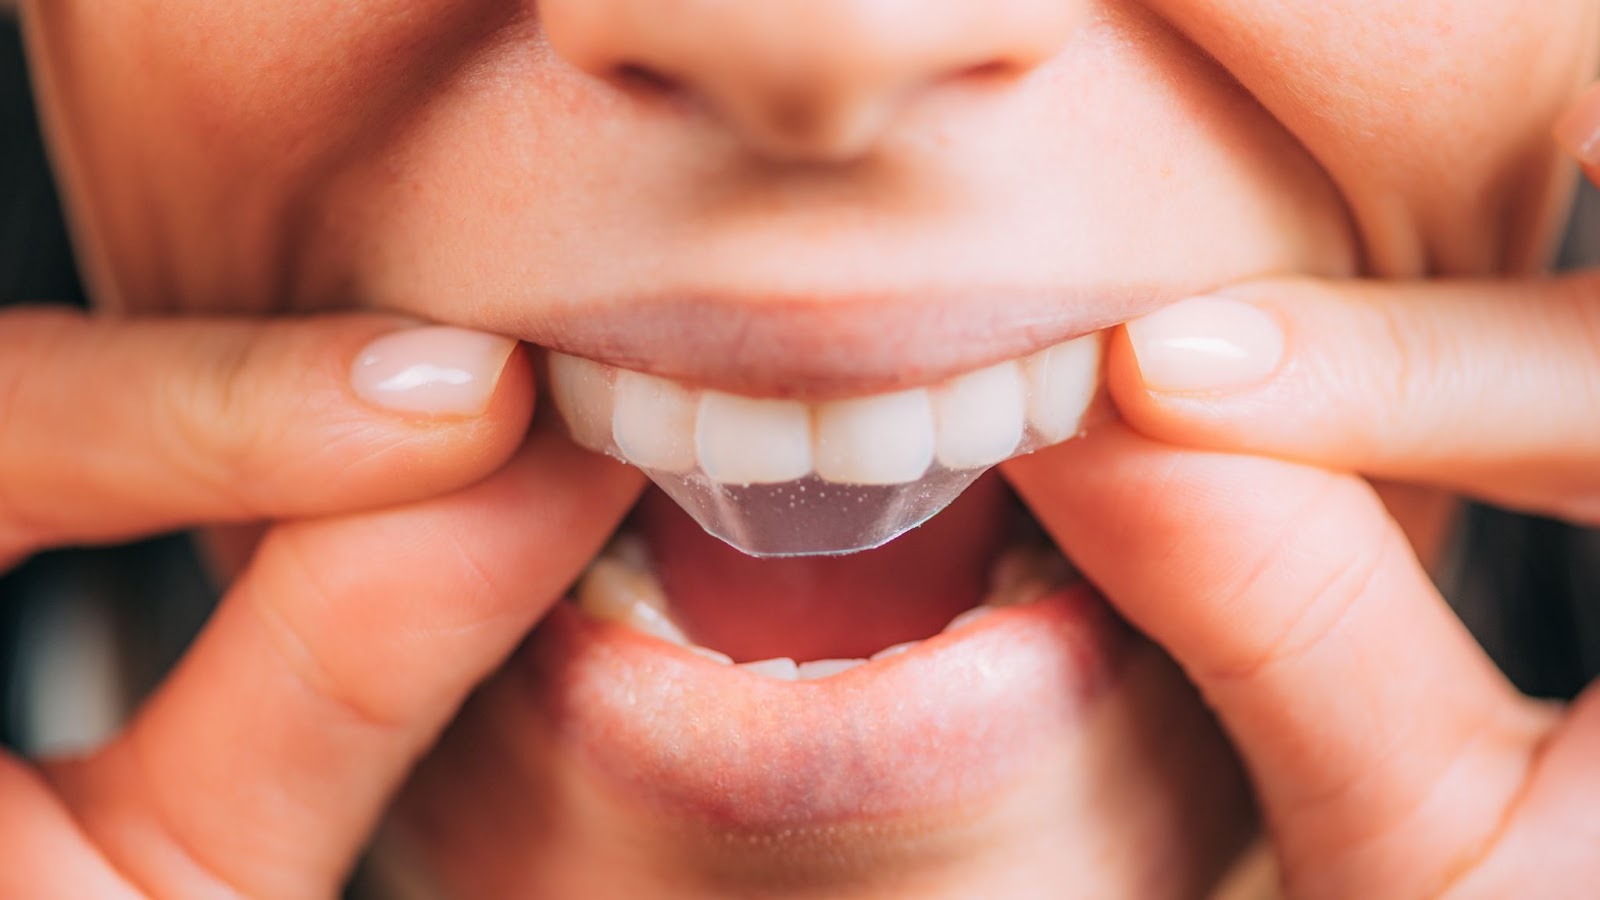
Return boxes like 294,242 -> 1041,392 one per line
1004,425 -> 1554,897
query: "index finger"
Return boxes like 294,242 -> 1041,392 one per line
1554,80 -> 1600,177
1106,275 -> 1600,523
0,308 -> 532,563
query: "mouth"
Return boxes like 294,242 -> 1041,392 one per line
511,330 -> 1140,839
546,328 -> 1102,556
519,480 -> 1131,834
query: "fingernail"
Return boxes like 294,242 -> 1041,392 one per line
1554,82 -> 1600,165
351,326 -> 518,416
1125,295 -> 1285,393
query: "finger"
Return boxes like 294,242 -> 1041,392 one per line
0,754 -> 139,897
0,307 -> 533,562
1107,274 -> 1600,522
1444,682 -> 1600,895
1554,79 -> 1600,181
48,424 -> 645,899
1004,425 -> 1555,898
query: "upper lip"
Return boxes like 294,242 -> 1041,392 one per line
527,281 -> 1200,399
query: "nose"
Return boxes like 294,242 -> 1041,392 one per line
540,0 -> 1081,162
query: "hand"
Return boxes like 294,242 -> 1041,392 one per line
1083,78 -> 1600,527
1003,86 -> 1600,899
0,307 -> 643,897
1004,269 -> 1600,896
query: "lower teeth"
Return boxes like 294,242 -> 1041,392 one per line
736,657 -> 800,680
795,658 -> 866,680
730,657 -> 871,681
570,534 -> 1078,680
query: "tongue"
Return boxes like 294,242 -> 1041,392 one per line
636,473 -> 1022,663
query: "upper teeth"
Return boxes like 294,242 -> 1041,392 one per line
813,389 -> 936,485
548,333 -> 1102,488
696,391 -> 814,484
611,369 -> 700,473
571,535 -> 1078,681
932,362 -> 1028,470
1024,338 -> 1103,444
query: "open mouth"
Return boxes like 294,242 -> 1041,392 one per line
578,474 -> 1079,671
509,334 -> 1143,841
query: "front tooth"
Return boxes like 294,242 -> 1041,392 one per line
611,369 -> 699,472
933,362 -> 1026,470
814,388 -> 935,485
870,640 -> 921,661
688,646 -> 735,665
696,392 -> 813,484
576,558 -> 688,645
1024,334 -> 1102,444
942,606 -> 994,634
737,657 -> 800,680
796,658 -> 866,680
548,352 -> 616,453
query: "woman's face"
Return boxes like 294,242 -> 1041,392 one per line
19,1 -> 1599,897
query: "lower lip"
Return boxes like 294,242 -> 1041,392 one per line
513,582 -> 1134,831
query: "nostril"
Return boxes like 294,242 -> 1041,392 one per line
540,0 -> 1084,162
948,59 -> 1024,85
612,62 -> 679,95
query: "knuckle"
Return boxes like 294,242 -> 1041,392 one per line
0,308 -> 85,554
62,741 -> 254,900
1206,479 -> 1390,685
1558,275 -> 1600,422
154,325 -> 291,516
1531,277 -> 1600,523
0,754 -> 149,899
1361,296 -> 1451,463
247,529 -> 412,735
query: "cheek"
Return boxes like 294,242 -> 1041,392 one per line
30,0 -> 1361,321
24,0 -> 529,310
1144,0 -> 1600,274
89,1 -> 516,155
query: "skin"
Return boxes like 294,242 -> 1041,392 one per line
4,1 -> 1600,897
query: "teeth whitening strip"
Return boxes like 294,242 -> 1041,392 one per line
549,333 -> 1101,557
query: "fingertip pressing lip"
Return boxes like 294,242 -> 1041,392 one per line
1123,295 -> 1285,394
351,325 -> 519,417
1555,81 -> 1600,166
